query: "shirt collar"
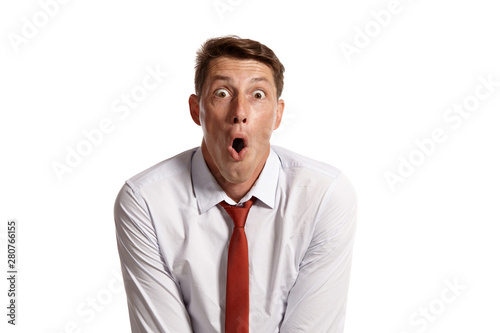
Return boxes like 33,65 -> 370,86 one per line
191,147 -> 280,214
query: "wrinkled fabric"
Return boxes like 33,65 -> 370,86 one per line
114,146 -> 357,333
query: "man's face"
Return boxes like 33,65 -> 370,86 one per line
189,56 -> 284,185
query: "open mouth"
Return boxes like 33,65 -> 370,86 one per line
232,138 -> 245,153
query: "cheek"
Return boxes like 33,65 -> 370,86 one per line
201,114 -> 226,146
199,110 -> 216,134
259,111 -> 277,133
251,121 -> 274,147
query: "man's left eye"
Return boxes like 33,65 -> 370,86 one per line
253,90 -> 265,99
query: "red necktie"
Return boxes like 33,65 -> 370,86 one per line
219,197 -> 255,333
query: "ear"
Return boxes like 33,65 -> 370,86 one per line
273,99 -> 285,130
189,94 -> 201,126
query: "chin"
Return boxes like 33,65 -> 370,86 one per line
222,169 -> 253,185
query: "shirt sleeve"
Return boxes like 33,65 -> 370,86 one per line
114,182 -> 193,333
279,173 -> 357,333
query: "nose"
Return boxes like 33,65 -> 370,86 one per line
232,115 -> 247,124
230,96 -> 249,124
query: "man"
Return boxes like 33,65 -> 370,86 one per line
114,36 -> 357,333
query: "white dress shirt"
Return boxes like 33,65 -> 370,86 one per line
114,146 -> 357,333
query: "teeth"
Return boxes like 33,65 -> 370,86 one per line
232,138 -> 245,153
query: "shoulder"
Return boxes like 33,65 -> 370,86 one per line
272,145 -> 356,203
272,145 -> 341,181
125,147 -> 198,193
115,147 -> 197,208
114,147 -> 198,216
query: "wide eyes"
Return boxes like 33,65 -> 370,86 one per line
253,90 -> 265,99
213,89 -> 266,99
214,88 -> 230,98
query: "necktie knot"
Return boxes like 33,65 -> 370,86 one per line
219,197 -> 255,228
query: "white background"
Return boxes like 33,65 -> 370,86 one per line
1,0 -> 499,332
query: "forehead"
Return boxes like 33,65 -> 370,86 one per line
205,57 -> 274,85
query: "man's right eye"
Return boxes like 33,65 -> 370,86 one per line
215,89 -> 230,98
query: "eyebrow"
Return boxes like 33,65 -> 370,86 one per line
250,77 -> 271,84
211,75 -> 231,82
210,75 -> 271,85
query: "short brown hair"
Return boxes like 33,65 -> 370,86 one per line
194,36 -> 285,98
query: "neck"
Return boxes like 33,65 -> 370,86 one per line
201,142 -> 268,203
